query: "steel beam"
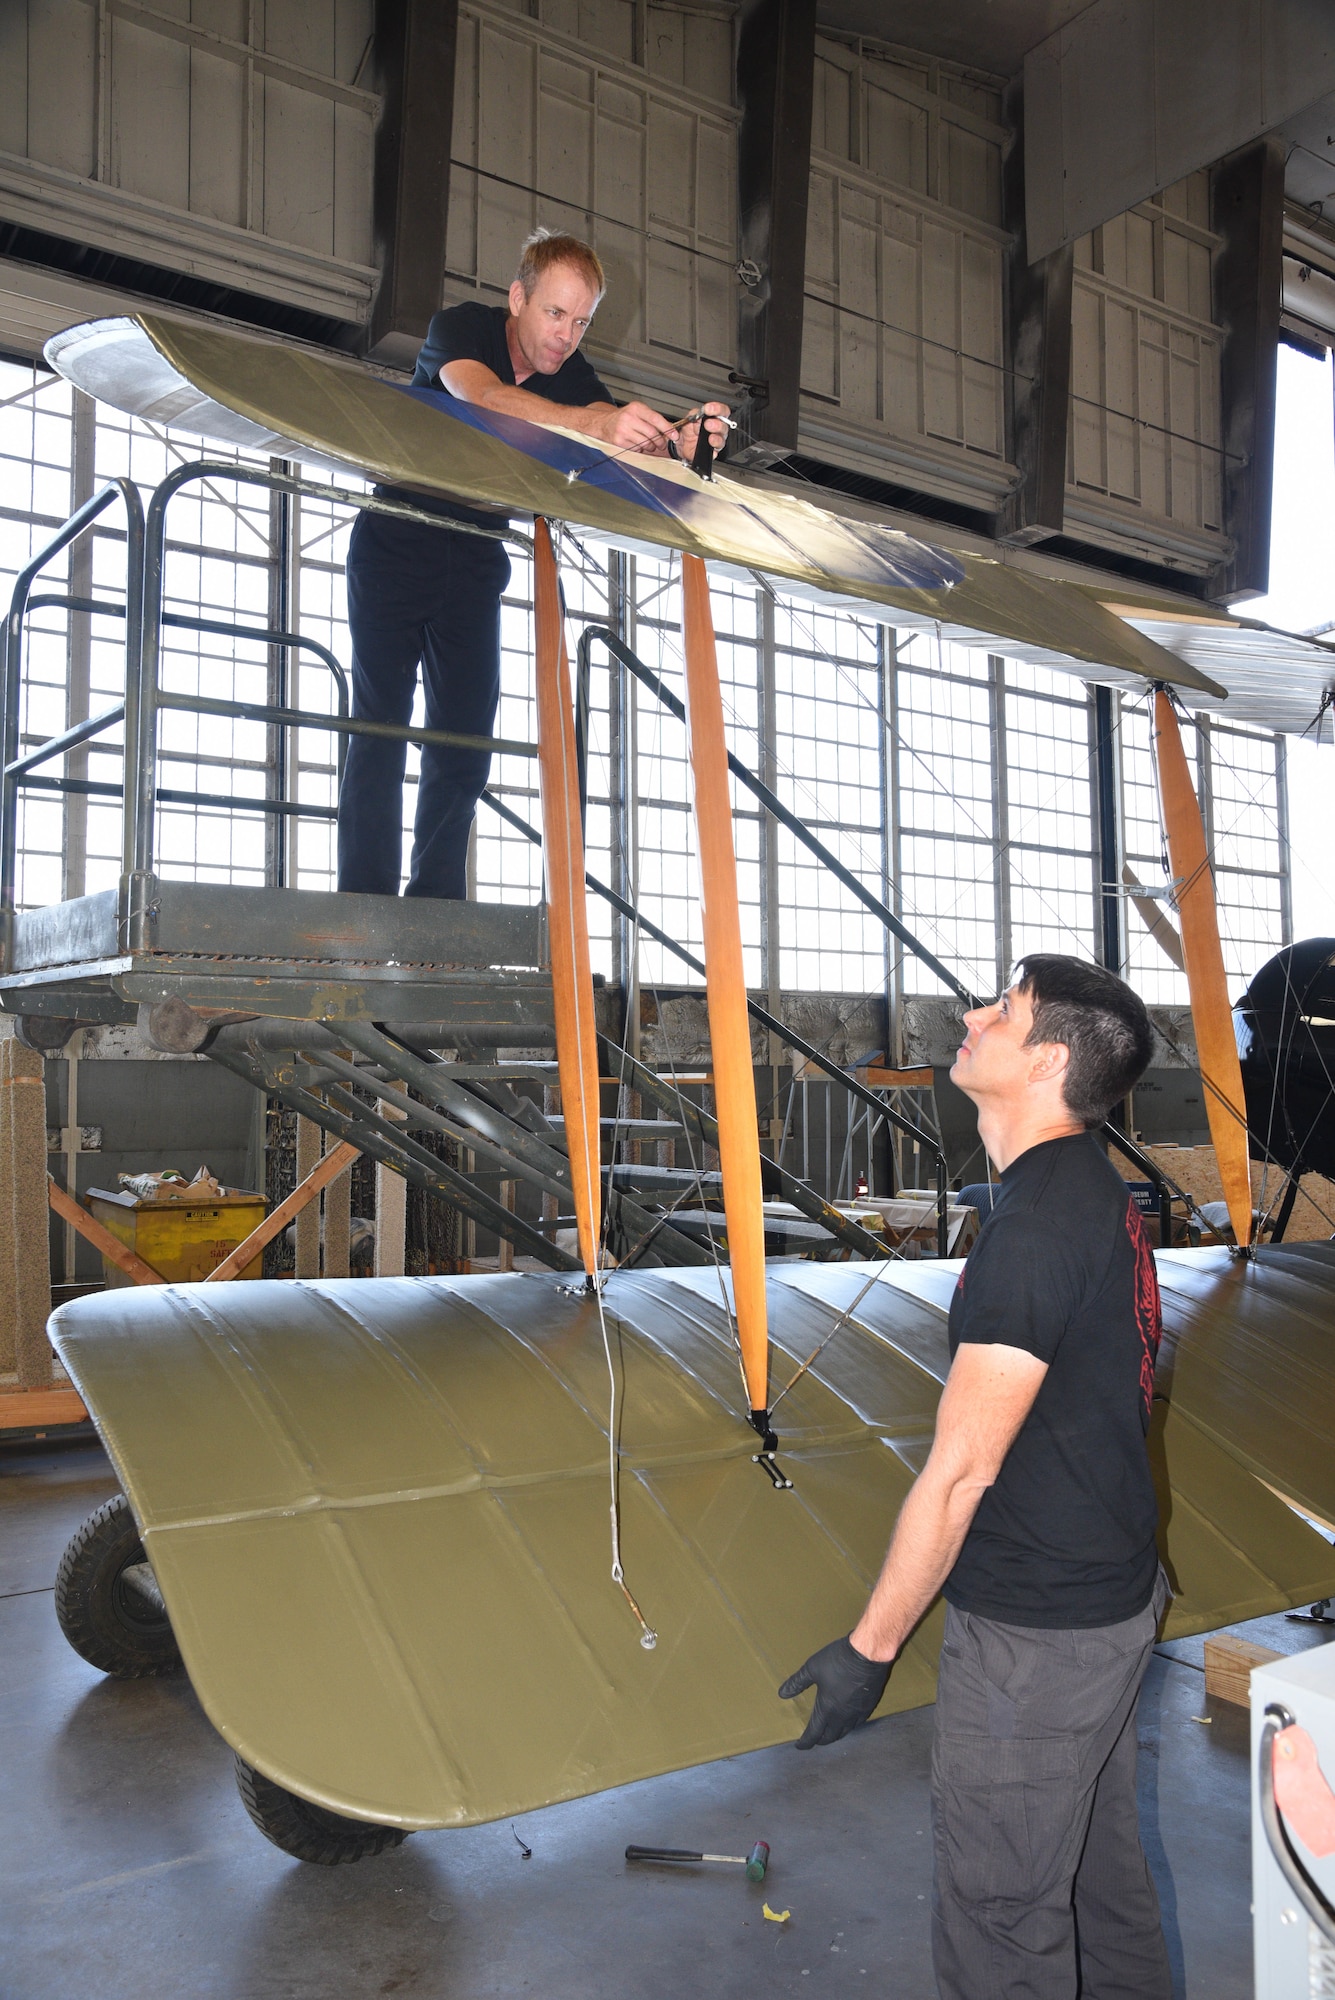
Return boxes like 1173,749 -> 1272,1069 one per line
1093,685 -> 1124,976
367,0 -> 459,367
1212,137 -> 1287,603
734,0 -> 817,463
998,77 -> 1073,548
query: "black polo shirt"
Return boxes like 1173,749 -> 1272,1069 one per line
376,302 -> 612,527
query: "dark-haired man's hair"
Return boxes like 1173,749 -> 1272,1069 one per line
1013,953 -> 1155,1127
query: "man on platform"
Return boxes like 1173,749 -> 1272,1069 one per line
337,227 -> 728,901
779,954 -> 1170,1999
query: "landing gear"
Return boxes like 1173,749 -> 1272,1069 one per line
234,1757 -> 409,1864
1286,1598 -> 1335,1625
54,1494 -> 182,1677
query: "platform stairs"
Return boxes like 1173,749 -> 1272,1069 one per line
1,460 -> 955,1318
0,459 -> 1191,1301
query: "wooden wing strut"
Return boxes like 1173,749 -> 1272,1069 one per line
1152,688 -> 1253,1247
534,520 -> 602,1276
680,554 -> 770,1420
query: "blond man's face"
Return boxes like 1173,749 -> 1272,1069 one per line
508,264 -> 600,375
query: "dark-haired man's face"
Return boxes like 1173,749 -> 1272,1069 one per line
952,982 -> 1063,1107
507,264 -> 600,377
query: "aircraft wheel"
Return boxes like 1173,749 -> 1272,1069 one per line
234,1757 -> 410,1865
54,1494 -> 182,1677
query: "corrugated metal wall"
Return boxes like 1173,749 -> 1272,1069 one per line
0,0 -> 378,323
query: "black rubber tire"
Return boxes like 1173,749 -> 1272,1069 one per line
53,1493 -> 182,1678
234,1756 -> 409,1865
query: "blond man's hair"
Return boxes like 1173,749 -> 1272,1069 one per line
514,227 -> 605,303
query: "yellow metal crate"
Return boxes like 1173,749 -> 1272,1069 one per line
87,1188 -> 267,1286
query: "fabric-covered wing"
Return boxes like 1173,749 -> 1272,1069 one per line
50,1252 -> 1335,1830
43,312 -> 1229,699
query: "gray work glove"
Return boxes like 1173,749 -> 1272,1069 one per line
778,1635 -> 892,1749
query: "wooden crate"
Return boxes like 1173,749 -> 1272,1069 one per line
1203,1633 -> 1282,1706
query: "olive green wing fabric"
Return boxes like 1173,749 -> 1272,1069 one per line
49,1253 -> 1335,1830
1155,1244 -> 1335,1534
50,1268 -> 940,1829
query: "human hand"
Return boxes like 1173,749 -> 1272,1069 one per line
676,400 -> 731,463
778,1634 -> 892,1749
596,400 -> 678,455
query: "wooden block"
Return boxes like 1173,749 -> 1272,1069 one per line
1204,1633 -> 1282,1706
0,1386 -> 88,1430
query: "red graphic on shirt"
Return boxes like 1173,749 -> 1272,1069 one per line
1126,1197 -> 1162,1417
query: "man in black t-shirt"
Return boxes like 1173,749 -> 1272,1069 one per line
779,954 -> 1170,1999
337,228 -> 728,900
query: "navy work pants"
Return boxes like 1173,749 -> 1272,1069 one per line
931,1571 -> 1172,1999
337,509 -> 511,900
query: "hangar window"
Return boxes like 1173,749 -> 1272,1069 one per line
0,375 -> 1293,1030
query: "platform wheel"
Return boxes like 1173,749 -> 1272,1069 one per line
54,1493 -> 182,1678
234,1756 -> 410,1865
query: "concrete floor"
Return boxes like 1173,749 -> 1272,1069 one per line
3,1436 -> 1333,2000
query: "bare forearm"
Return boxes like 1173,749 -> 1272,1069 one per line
465,380 -> 616,435
848,1466 -> 987,1663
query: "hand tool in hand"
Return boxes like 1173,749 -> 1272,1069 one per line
667,406 -> 737,479
625,1840 -> 769,1881
779,1634 -> 892,1748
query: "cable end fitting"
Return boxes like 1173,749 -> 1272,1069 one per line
748,1407 -> 777,1453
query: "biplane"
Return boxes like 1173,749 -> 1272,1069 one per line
22,312 -> 1335,1863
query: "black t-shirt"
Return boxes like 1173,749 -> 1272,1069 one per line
942,1132 -> 1162,1629
376,302 -> 613,526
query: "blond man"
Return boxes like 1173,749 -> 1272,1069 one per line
338,229 -> 727,900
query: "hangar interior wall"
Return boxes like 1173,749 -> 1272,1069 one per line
0,353 -> 1291,1023
0,3 -> 1308,1241
0,0 -> 380,324
0,4 -> 1262,587
439,6 -> 1234,578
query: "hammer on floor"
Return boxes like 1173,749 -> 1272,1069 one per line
625,1841 -> 770,1881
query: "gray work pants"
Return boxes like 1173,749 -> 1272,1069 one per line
931,1572 -> 1171,2000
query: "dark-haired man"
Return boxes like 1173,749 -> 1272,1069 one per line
337,228 -> 728,900
779,954 -> 1170,2000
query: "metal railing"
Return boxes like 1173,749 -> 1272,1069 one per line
120,463 -> 535,943
1,464 -> 1197,1253
0,461 -> 536,961
573,622 -> 1198,1250
1,478 -> 144,954
575,624 -> 977,1009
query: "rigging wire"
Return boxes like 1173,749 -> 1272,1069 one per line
546,531 -> 659,1649
767,1259 -> 892,1416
